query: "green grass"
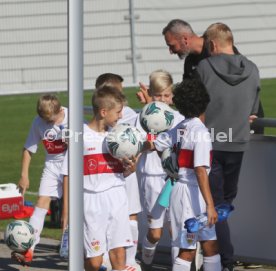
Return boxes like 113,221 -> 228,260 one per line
0,79 -> 275,239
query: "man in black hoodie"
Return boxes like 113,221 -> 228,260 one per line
161,19 -> 264,134
196,23 -> 260,271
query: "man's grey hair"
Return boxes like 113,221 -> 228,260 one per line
162,19 -> 195,36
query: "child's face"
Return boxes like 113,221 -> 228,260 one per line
103,103 -> 123,127
152,88 -> 173,105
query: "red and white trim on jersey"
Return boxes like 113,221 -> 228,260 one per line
178,149 -> 213,169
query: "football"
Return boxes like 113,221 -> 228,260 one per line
161,147 -> 179,179
106,123 -> 145,159
4,220 -> 35,252
140,101 -> 174,133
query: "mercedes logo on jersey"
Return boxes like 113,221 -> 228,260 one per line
88,159 -> 97,171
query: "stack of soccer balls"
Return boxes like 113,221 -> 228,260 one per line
4,220 -> 35,253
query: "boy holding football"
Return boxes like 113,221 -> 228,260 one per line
61,86 -> 135,271
95,73 -> 142,271
147,77 -> 221,271
136,70 -> 184,269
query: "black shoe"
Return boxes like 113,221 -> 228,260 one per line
222,264 -> 235,271
140,261 -> 152,271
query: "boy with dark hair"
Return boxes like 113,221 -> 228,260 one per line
144,77 -> 221,271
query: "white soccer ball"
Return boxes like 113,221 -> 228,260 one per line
161,147 -> 179,179
4,220 -> 35,252
106,123 -> 145,159
140,101 -> 174,134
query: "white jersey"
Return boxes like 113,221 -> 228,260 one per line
118,105 -> 138,126
154,117 -> 212,185
136,109 -> 184,175
24,107 -> 68,162
61,124 -> 125,192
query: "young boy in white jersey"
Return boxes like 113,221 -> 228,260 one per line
12,94 -> 68,266
152,78 -> 221,271
95,73 -> 142,271
61,86 -> 134,271
136,70 -> 184,269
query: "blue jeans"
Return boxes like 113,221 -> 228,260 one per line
209,150 -> 244,267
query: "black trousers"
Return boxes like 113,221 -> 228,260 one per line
209,150 -> 244,266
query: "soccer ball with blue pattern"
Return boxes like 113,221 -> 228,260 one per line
4,220 -> 35,252
106,123 -> 145,159
140,101 -> 174,133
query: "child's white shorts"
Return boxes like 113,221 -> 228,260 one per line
125,172 -> 142,215
84,185 -> 133,258
38,160 -> 63,198
170,181 -> 217,249
139,174 -> 170,229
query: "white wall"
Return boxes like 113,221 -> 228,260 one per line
0,0 -> 276,95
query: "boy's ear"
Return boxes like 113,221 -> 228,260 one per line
99,108 -> 107,118
210,40 -> 216,54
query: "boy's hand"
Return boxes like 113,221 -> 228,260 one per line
122,156 -> 137,177
18,176 -> 30,195
207,205 -> 218,226
136,82 -> 152,104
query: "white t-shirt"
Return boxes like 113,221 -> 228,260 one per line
154,117 -> 212,185
118,105 -> 138,126
24,107 -> 68,162
61,124 -> 125,192
136,109 -> 184,175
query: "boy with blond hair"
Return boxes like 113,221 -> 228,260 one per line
12,94 -> 68,266
95,73 -> 142,271
136,69 -> 184,269
61,86 -> 134,271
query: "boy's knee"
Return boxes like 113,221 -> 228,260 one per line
202,240 -> 219,257
148,229 -> 162,243
85,258 -> 102,271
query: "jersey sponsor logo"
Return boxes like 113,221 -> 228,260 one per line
83,153 -> 123,175
42,139 -> 67,154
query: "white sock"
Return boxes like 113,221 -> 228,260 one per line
203,254 -> 221,271
171,246 -> 179,263
142,236 -> 157,265
126,220 -> 138,265
195,242 -> 203,270
172,257 -> 191,271
29,206 -> 48,250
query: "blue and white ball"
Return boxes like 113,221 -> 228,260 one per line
161,147 -> 179,179
4,220 -> 35,252
106,123 -> 145,159
140,101 -> 174,133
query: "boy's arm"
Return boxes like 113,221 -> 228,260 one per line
61,175 -> 68,231
195,166 -> 218,226
18,148 -> 32,195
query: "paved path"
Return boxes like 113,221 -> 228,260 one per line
0,232 -> 67,271
0,231 -> 274,271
